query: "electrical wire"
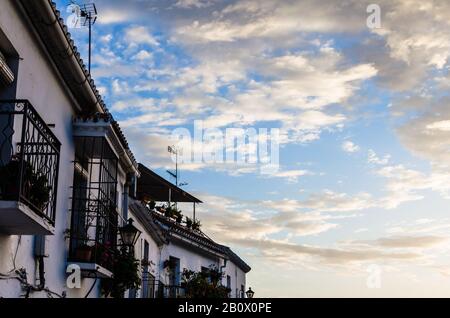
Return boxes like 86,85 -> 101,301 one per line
84,272 -> 98,298
11,235 -> 22,272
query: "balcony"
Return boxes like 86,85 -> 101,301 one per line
0,100 -> 60,235
68,136 -> 119,277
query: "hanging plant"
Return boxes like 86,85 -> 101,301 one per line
102,248 -> 141,298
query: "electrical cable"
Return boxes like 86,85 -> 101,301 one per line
84,272 -> 98,298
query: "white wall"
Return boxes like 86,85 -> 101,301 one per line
0,0 -> 126,298
222,260 -> 247,298
0,0 -> 79,298
159,241 -> 220,287
127,210 -> 162,298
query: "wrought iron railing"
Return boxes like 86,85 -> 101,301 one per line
151,281 -> 186,298
0,100 -> 61,225
68,136 -> 119,272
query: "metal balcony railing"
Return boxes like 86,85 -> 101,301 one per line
0,100 -> 61,225
68,136 -> 119,272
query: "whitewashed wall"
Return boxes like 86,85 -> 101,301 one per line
159,241 -> 221,287
0,0 -> 127,298
127,211 -> 162,298
221,259 -> 247,298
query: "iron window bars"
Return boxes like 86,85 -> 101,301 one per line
0,100 -> 61,225
69,136 -> 119,272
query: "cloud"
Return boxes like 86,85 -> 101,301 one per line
265,190 -> 375,214
196,193 -> 448,269
125,26 -> 159,46
373,236 -> 447,249
426,120 -> 450,132
368,149 -> 391,165
264,169 -> 311,183
377,164 -> 450,208
133,50 -> 153,61
342,141 -> 360,153
173,0 -> 214,9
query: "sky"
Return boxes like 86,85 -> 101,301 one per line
57,0 -> 450,297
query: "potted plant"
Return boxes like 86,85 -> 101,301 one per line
185,216 -> 193,229
0,155 -> 51,211
102,248 -> 141,298
29,172 -> 51,210
75,242 -> 93,262
192,219 -> 201,231
172,208 -> 183,223
0,155 -> 21,200
74,215 -> 96,262
164,205 -> 174,218
95,241 -> 114,268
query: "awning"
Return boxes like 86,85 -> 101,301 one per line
137,163 -> 202,203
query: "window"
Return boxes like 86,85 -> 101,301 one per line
226,275 -> 231,297
168,256 -> 181,298
141,240 -> 154,298
68,136 -> 119,271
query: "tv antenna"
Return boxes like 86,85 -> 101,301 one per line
167,145 -> 179,187
79,2 -> 98,73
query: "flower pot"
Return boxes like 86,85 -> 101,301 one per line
75,246 -> 93,262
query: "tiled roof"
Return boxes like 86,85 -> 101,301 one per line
219,245 -> 252,273
48,1 -> 137,166
48,1 -> 107,113
151,210 -> 227,256
20,1 -> 137,168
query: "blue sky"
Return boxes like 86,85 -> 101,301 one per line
57,0 -> 450,297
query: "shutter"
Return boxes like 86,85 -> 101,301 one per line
0,50 -> 14,86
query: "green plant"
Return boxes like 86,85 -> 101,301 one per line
29,173 -> 51,210
163,258 -> 177,270
164,204 -> 183,222
173,208 -> 183,223
102,248 -> 141,298
0,155 -> 51,210
164,205 -> 174,218
181,266 -> 229,298
192,219 -> 202,231
185,217 -> 193,229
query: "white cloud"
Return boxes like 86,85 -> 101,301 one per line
125,26 -> 159,46
342,141 -> 360,153
265,169 -> 311,183
426,120 -> 450,132
133,50 -> 153,61
368,149 -> 391,165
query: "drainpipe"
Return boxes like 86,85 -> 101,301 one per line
123,184 -> 129,222
220,258 -> 227,273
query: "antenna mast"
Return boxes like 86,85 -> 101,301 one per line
79,2 -> 98,73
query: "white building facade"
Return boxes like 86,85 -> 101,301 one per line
0,0 -> 250,299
